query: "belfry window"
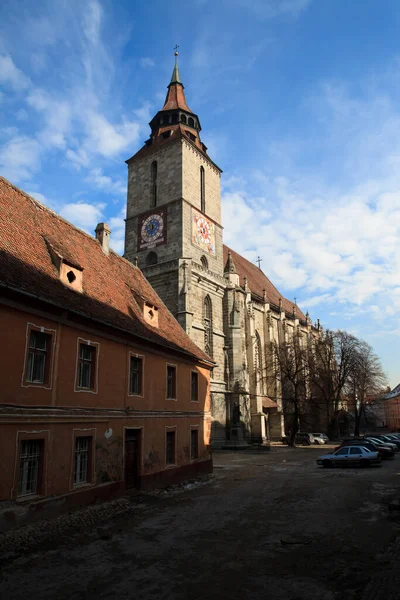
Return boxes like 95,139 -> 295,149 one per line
188,117 -> 194,127
200,166 -> 205,213
151,161 -> 157,207
204,295 -> 213,358
181,114 -> 187,124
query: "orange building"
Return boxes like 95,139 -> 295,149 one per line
0,176 -> 213,526
383,384 -> 400,430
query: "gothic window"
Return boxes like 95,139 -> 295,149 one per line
146,251 -> 158,266
188,117 -> 194,127
151,161 -> 157,207
204,295 -> 213,358
200,166 -> 205,213
200,255 -> 208,269
254,331 -> 262,392
181,114 -> 187,124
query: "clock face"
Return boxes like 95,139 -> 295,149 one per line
141,214 -> 164,243
196,217 -> 211,244
192,210 -> 216,255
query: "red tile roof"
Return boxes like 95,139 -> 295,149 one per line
223,245 -> 306,321
0,176 -> 213,365
161,82 -> 192,113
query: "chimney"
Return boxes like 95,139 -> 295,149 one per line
95,222 -> 111,255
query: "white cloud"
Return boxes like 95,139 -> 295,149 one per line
0,135 -> 42,182
108,206 -> 126,254
86,168 -> 126,196
0,55 -> 30,91
139,57 -> 155,69
60,201 -> 105,233
84,112 -> 140,157
83,0 -> 103,45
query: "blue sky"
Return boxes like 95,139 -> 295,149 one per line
1,0 -> 400,387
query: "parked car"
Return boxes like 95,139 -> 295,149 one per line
373,435 -> 400,450
282,432 -> 316,445
316,445 -> 381,468
335,439 -> 394,459
312,433 -> 329,444
366,436 -> 398,451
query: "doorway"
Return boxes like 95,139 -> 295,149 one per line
124,429 -> 141,489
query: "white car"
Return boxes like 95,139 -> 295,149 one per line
316,445 -> 381,468
312,433 -> 329,445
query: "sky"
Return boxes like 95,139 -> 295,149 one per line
1,0 -> 400,387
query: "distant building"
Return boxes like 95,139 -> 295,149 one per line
0,176 -> 213,523
124,55 -> 321,445
383,384 -> 400,430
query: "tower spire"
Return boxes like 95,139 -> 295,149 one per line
170,46 -> 182,85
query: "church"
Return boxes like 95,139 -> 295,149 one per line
124,55 -> 320,446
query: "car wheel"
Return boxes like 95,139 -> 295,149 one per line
314,441 -> 320,445
322,459 -> 332,468
302,440 -> 309,446
360,459 -> 370,468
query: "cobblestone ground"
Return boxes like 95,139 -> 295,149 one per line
1,446 -> 400,600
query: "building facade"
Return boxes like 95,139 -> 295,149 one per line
0,176 -> 213,529
124,57 -> 320,446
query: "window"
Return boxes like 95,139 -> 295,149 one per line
162,130 -> 171,139
335,448 -> 349,456
146,251 -> 158,266
188,117 -> 195,127
167,365 -> 177,399
200,255 -> 208,269
191,429 -> 199,460
181,114 -> 187,124
18,440 -> 42,497
166,431 -> 176,465
200,166 -> 205,213
151,161 -> 157,207
191,371 -> 199,402
204,295 -> 213,358
78,343 -> 96,390
130,356 -> 143,395
26,329 -> 51,384
350,447 -> 362,455
74,437 -> 91,485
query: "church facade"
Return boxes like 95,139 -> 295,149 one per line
124,56 -> 320,446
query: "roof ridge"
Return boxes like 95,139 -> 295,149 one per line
224,244 -> 283,298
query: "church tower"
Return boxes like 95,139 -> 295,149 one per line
124,53 -> 227,444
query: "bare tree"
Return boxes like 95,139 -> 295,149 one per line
272,332 -> 311,446
311,330 -> 361,437
347,341 -> 387,436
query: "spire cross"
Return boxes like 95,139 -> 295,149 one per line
256,256 -> 262,269
294,297 -> 297,305
174,44 -> 179,56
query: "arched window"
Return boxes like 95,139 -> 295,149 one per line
172,113 -> 178,124
181,114 -> 187,124
204,295 -> 213,358
254,331 -> 263,392
188,117 -> 194,127
151,161 -> 157,207
146,251 -> 158,266
200,255 -> 208,269
200,166 -> 205,213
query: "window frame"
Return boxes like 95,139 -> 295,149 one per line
128,352 -> 144,397
165,427 -> 177,467
190,370 -> 199,403
70,429 -> 96,490
74,338 -> 100,394
22,323 -> 56,389
166,363 -> 177,400
200,165 -> 205,213
190,427 -> 199,461
12,430 -> 49,499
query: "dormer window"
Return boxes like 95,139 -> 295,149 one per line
44,236 -> 83,293
60,263 -> 83,292
144,302 -> 159,327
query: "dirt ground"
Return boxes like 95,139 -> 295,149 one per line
1,445 -> 400,600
